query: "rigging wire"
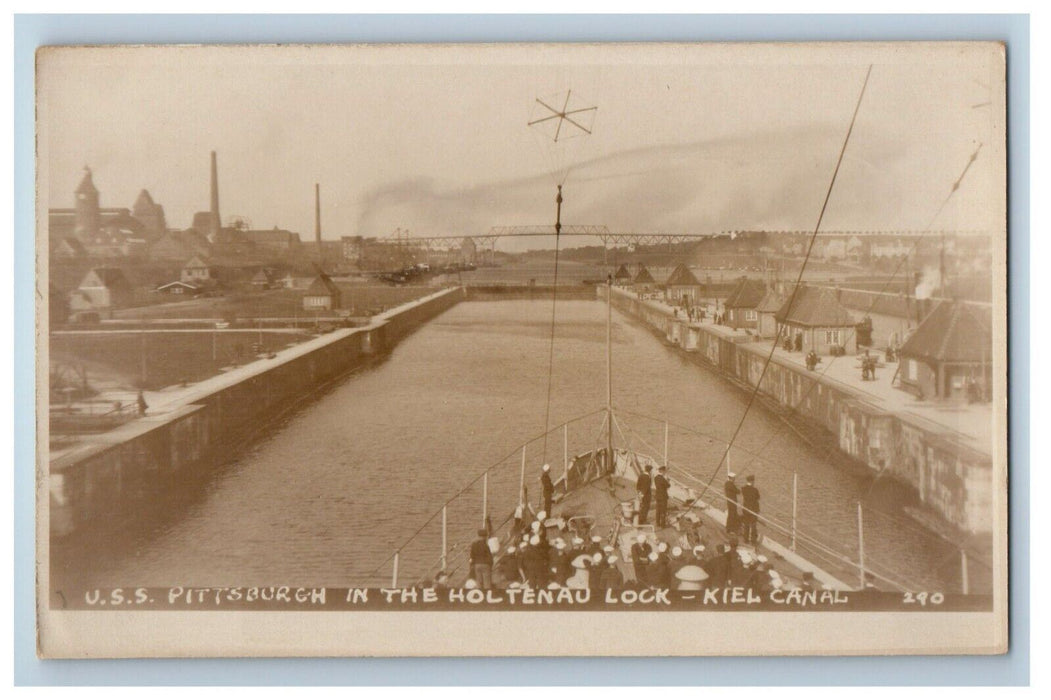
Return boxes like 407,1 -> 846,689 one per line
696,65 -> 874,500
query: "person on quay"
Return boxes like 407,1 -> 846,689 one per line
630,534 -> 652,585
540,464 -> 555,516
724,471 -> 740,535
740,475 -> 761,545
468,528 -> 494,590
654,466 -> 671,528
636,465 -> 654,525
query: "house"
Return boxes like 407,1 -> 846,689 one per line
68,267 -> 133,318
775,285 -> 857,355
755,288 -> 786,339
663,264 -> 702,305
897,300 -> 992,401
613,264 -> 633,285
723,277 -> 768,330
302,272 -> 342,311
181,255 -> 215,285
250,268 -> 278,289
155,280 -> 200,296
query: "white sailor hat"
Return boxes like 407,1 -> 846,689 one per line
555,540 -> 566,550
537,510 -> 547,521
648,551 -> 659,562
657,542 -> 668,553
542,463 -> 551,472
547,581 -> 561,590
756,554 -> 768,563
507,545 -> 517,553
671,546 -> 683,557
464,579 -> 478,589
591,535 -> 602,543
572,536 -> 584,545
530,535 -> 540,545
692,545 -> 706,555
636,534 -> 647,544
603,545 -> 614,554
727,472 -> 737,479
531,521 -> 541,532
591,553 -> 603,564
607,555 -> 619,564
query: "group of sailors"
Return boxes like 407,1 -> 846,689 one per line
462,491 -> 812,595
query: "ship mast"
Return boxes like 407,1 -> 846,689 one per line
606,274 -> 614,462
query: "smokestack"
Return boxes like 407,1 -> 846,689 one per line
315,183 -> 322,266
209,151 -> 221,239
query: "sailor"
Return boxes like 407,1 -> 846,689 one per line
495,545 -> 521,589
550,539 -> 573,586
637,465 -> 654,524
654,466 -> 671,527
588,553 -> 605,594
703,544 -> 730,589
523,534 -> 548,589
630,534 -> 652,584
568,536 -> 586,562
724,472 -> 740,535
740,475 -> 761,545
469,528 -> 494,590
651,543 -> 672,589
540,464 -> 555,516
599,555 -> 624,591
588,535 -> 604,556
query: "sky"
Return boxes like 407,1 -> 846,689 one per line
38,43 -> 1005,248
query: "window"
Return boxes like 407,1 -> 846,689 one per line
824,329 -> 841,345
745,310 -> 758,321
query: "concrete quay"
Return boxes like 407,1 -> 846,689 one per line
48,287 -> 465,537
605,286 -> 994,536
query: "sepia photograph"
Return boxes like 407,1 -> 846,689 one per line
35,41 -> 1008,657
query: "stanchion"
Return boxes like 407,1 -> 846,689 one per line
392,552 -> 399,588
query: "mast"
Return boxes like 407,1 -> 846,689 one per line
606,274 -> 613,463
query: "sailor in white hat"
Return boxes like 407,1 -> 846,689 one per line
630,534 -> 653,583
540,463 -> 554,515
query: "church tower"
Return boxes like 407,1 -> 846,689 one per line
73,166 -> 100,240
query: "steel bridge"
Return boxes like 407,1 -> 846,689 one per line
381,225 -> 734,252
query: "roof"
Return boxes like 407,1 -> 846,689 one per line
75,167 -> 97,195
775,285 -> 855,327
664,263 -> 701,287
900,300 -> 992,364
243,228 -> 302,244
156,280 -> 199,291
835,288 -> 913,319
756,288 -> 786,313
614,264 -> 632,280
133,189 -> 155,208
723,278 -> 767,309
633,266 -> 656,284
305,273 -> 341,297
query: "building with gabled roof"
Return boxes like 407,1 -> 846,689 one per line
898,300 -> 992,401
775,285 -> 857,355
613,263 -> 632,284
723,277 -> 768,329
68,267 -> 133,318
663,263 -> 702,305
631,265 -> 656,292
302,272 -> 342,311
